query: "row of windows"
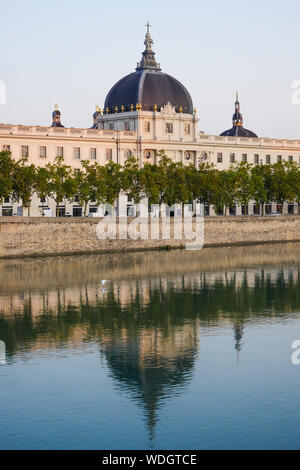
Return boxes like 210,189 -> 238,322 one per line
2,144 -> 300,164
2,145 -> 112,161
216,152 -> 299,164
144,122 -> 191,135
105,121 -> 192,135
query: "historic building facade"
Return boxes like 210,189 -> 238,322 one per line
0,24 -> 299,217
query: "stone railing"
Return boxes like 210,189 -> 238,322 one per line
0,124 -> 137,140
197,133 -> 300,148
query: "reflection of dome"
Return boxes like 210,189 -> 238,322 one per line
104,23 -> 193,114
100,325 -> 198,441
220,92 -> 257,138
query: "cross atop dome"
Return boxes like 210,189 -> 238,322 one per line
136,21 -> 161,71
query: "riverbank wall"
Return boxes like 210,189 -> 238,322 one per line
0,216 -> 299,259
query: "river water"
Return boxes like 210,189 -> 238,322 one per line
0,243 -> 300,449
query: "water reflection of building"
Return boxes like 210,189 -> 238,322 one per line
1,250 -> 300,440
100,324 -> 199,440
0,265 -> 299,317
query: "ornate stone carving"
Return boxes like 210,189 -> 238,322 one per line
160,102 -> 177,117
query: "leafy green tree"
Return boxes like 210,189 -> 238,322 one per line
250,164 -> 268,215
102,161 -> 123,207
46,157 -> 75,217
164,161 -> 191,208
35,166 -> 51,215
286,162 -> 300,207
234,163 -> 254,215
12,159 -> 36,216
74,160 -> 99,217
122,156 -> 144,204
271,162 -> 295,214
216,169 -> 237,215
0,151 -> 15,204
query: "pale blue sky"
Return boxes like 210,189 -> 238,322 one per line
1,0 -> 300,138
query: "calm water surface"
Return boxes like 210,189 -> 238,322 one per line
0,243 -> 300,449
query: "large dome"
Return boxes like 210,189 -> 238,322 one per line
104,24 -> 193,115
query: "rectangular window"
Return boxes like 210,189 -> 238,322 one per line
57,146 -> 64,157
125,121 -> 130,131
266,155 -> 271,164
242,154 -> 247,162
40,196 -> 46,203
109,123 -> 114,130
40,146 -> 47,158
230,153 -> 235,163
4,197 -> 10,203
289,155 -> 293,162
106,148 -> 112,161
144,121 -> 150,133
90,148 -> 96,160
254,154 -> 259,164
3,145 -> 10,151
277,155 -> 282,163
166,123 -> 173,134
184,123 -> 191,135
217,153 -> 223,163
21,145 -> 29,158
74,147 -> 80,159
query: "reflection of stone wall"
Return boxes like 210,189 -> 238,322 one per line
0,242 -> 300,294
0,262 -> 299,317
0,216 -> 300,258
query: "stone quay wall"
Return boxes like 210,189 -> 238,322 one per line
0,216 -> 299,259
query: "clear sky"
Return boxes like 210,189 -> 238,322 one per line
1,0 -> 300,139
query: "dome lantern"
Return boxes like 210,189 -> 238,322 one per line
220,92 -> 258,138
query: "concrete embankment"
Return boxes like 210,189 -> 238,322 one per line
0,216 -> 299,259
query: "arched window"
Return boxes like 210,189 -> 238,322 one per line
124,149 -> 132,159
185,151 -> 192,160
145,150 -> 151,159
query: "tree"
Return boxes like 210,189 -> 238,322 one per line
12,159 -> 36,216
46,157 -> 76,217
216,169 -> 237,215
250,164 -> 268,215
271,162 -> 295,214
0,151 -> 15,204
234,163 -> 254,215
74,160 -> 98,217
285,162 -> 300,208
35,166 -> 51,215
139,151 -> 171,214
102,161 -> 123,207
122,156 -> 144,204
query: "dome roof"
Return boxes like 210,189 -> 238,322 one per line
104,23 -> 193,114
220,92 -> 257,138
220,126 -> 258,138
104,70 -> 193,114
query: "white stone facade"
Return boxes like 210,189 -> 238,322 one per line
0,105 -> 299,217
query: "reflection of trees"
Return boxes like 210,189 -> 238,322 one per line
1,267 -> 299,357
0,267 -> 300,439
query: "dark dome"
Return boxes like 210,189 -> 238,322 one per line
104,70 -> 193,114
220,126 -> 258,138
104,23 -> 193,114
